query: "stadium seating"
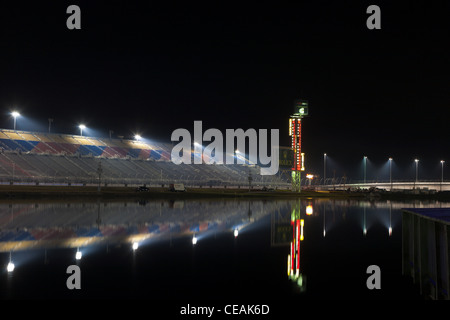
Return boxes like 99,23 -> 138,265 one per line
0,128 -> 290,187
0,129 -> 171,160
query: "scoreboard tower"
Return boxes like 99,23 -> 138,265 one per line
289,100 -> 308,191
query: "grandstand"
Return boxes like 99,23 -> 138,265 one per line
0,129 -> 291,188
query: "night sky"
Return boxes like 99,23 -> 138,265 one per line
0,1 -> 450,180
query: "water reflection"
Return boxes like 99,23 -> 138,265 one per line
0,199 -> 277,255
0,198 -> 448,299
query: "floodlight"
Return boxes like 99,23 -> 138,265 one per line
78,124 -> 86,136
7,262 -> 14,272
11,111 -> 20,130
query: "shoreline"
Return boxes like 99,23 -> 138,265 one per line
0,185 -> 358,200
0,185 -> 449,202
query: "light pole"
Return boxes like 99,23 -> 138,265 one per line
414,159 -> 419,189
11,111 -> 20,130
323,153 -> 327,185
441,160 -> 445,192
389,157 -> 393,191
363,156 -> 367,185
79,124 -> 86,136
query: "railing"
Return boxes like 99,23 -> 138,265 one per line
0,175 -> 292,189
3,148 -> 447,192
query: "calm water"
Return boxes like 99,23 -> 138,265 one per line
0,197 -> 447,302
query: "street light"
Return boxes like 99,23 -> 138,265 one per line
363,156 -> 368,184
414,159 -> 419,189
323,153 -> 327,185
11,111 -> 20,130
389,158 -> 393,191
79,124 -> 86,136
441,160 -> 445,191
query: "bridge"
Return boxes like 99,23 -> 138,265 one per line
317,181 -> 450,192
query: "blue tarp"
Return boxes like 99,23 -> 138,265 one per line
403,208 -> 450,223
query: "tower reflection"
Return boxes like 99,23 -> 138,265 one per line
270,200 -> 306,292
287,200 -> 305,290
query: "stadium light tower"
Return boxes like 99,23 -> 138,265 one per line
79,124 -> 86,136
11,111 -> 20,130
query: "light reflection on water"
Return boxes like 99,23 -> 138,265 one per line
0,198 -> 448,299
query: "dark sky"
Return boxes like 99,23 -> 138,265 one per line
0,1 -> 449,180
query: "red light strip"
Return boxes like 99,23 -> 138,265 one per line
290,119 -> 302,172
296,220 -> 300,271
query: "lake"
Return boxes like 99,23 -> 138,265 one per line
1,197 -> 447,303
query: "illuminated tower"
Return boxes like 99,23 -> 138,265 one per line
287,200 -> 305,290
289,100 -> 308,191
